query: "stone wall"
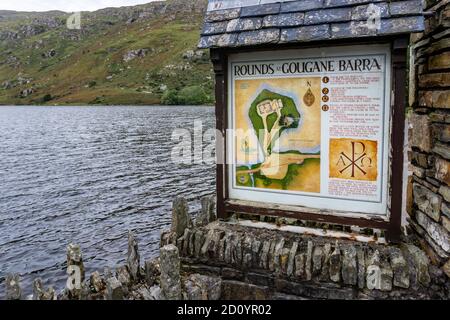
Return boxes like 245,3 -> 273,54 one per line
162,221 -> 449,300
409,0 -> 450,278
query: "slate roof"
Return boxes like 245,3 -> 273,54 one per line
198,0 -> 425,49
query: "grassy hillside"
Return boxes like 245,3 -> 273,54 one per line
0,0 -> 214,105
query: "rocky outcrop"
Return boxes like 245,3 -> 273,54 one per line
19,88 -> 34,98
122,49 -> 148,62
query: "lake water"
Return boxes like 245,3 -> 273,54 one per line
0,105 -> 216,297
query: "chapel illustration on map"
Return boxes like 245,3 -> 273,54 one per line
234,77 -> 322,193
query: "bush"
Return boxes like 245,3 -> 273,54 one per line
177,85 -> 209,105
161,86 -> 211,105
161,89 -> 179,105
41,94 -> 53,102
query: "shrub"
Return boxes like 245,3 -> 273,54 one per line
177,85 -> 209,105
41,94 -> 53,102
161,89 -> 179,105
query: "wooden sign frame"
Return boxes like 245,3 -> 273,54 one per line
211,36 -> 408,243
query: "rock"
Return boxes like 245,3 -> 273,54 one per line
127,231 -> 141,281
320,243 -> 332,281
439,185 -> 450,202
116,265 -> 132,288
103,267 -> 113,279
2,81 -> 11,89
80,280 -> 91,300
144,258 -> 160,287
329,244 -> 341,283
149,285 -> 161,300
342,246 -> 358,286
183,274 -> 222,300
305,241 -> 313,281
415,210 -> 450,253
267,240 -> 277,271
32,278 -> 56,300
66,243 -> 84,298
106,277 -> 123,300
182,228 -> 193,256
196,196 -> 216,226
294,253 -> 306,279
224,234 -> 234,264
41,49 -> 56,58
312,246 -> 324,277
182,50 -> 195,60
67,243 -> 85,281
273,238 -> 286,273
413,183 -> 442,222
160,229 -> 176,247
5,274 -> 22,300
90,271 -> 106,293
160,244 -> 182,300
251,239 -> 262,268
410,113 -> 432,152
171,197 -> 192,237
390,248 -> 410,289
259,240 -> 271,270
287,241 -> 299,277
123,48 -> 148,62
279,248 -> 291,275
200,229 -> 215,258
183,277 -> 203,300
443,259 -> 450,278
402,244 -> 431,287
19,87 -> 34,98
194,229 -> 205,258
242,235 -> 254,268
356,247 -> 365,289
221,280 -> 271,300
380,262 -> 393,292
366,250 -> 382,290
232,235 -> 243,266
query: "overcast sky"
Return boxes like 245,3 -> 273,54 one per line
0,0 -> 161,12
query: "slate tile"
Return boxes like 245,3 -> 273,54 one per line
241,3 -> 281,17
305,7 -> 352,24
237,28 -> 280,46
280,24 -> 331,42
281,0 -> 324,13
263,12 -> 305,28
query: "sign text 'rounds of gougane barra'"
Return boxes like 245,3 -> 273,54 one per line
228,45 -> 391,215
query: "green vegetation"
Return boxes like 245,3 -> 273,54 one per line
162,85 -> 212,105
0,1 -> 214,106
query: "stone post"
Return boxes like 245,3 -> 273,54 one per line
160,244 -> 182,300
33,278 -> 56,300
171,197 -> 192,237
5,273 -> 21,300
66,243 -> 85,299
196,196 -> 216,226
127,231 -> 141,281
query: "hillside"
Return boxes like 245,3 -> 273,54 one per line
0,0 -> 214,105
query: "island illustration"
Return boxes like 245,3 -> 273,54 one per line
234,78 -> 322,193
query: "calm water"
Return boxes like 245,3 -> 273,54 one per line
0,105 -> 215,297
